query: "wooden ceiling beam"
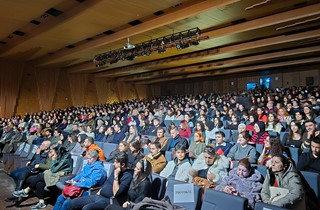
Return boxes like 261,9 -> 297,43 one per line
136,57 -> 320,84
92,4 -> 320,77
96,28 -> 320,78
34,0 -> 240,66
117,45 -> 320,81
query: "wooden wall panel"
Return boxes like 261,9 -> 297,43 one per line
283,71 -> 299,88
52,71 -> 72,110
135,84 -> 148,99
68,73 -> 88,106
299,69 -> 320,86
0,61 -> 25,118
15,66 -> 40,116
35,66 -> 60,111
84,75 -> 98,106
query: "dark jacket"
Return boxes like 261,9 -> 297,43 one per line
297,151 -> 320,173
162,135 -> 189,151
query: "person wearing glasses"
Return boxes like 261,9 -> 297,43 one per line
189,145 -> 229,185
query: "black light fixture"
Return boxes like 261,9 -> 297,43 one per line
93,27 -> 202,67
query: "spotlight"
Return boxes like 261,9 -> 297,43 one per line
190,40 -> 199,46
93,27 -> 202,67
158,48 -> 166,54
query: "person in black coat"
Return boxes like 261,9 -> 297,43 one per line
297,136 -> 320,173
162,126 -> 189,152
105,159 -> 152,210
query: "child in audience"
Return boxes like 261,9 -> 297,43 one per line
160,143 -> 191,182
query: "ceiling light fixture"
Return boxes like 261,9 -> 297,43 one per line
93,27 -> 203,67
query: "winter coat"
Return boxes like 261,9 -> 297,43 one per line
261,163 -> 305,209
160,158 -> 191,182
145,152 -> 167,173
215,168 -> 263,209
191,153 -> 229,184
72,160 -> 107,188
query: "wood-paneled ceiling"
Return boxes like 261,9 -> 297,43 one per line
1,0 -> 320,84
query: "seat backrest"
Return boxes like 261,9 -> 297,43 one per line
103,143 -> 118,160
143,147 -> 150,155
268,131 -> 278,137
14,142 -> 26,155
151,173 -> 167,200
164,120 -> 171,129
201,189 -> 248,210
172,120 -> 181,127
255,144 -> 263,154
26,145 -> 38,160
280,132 -> 289,145
287,147 -> 301,165
95,141 -> 104,150
280,122 -> 287,131
220,129 -> 231,140
165,151 -> 172,161
20,143 -> 32,157
252,164 -> 267,179
301,170 -> 320,199
254,202 -> 290,210
165,179 -> 203,210
71,154 -> 84,175
103,162 -> 114,178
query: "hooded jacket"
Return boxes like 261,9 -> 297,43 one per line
215,168 -> 263,209
191,152 -> 229,184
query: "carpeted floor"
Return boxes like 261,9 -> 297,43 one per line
0,164 -> 54,210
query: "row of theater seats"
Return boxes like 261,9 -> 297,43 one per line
2,142 -> 119,173
5,142 -> 319,210
57,153 -> 320,210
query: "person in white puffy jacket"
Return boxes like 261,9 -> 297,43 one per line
189,145 -> 229,185
160,143 -> 191,182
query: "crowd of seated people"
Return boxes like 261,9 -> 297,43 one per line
0,85 -> 320,209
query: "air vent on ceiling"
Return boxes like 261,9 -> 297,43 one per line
0,41 -> 7,45
128,19 -> 142,26
46,8 -> 63,16
103,30 -> 115,35
13,30 -> 26,36
30,20 -> 41,25
154,10 -> 165,16
66,45 -> 75,48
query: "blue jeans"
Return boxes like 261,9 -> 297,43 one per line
53,192 -> 89,210
67,194 -> 110,210
10,166 -> 28,181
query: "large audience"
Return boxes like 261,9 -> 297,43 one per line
1,85 -> 320,210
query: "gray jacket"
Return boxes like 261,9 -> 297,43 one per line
261,163 -> 304,209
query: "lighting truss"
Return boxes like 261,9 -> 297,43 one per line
93,27 -> 202,67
